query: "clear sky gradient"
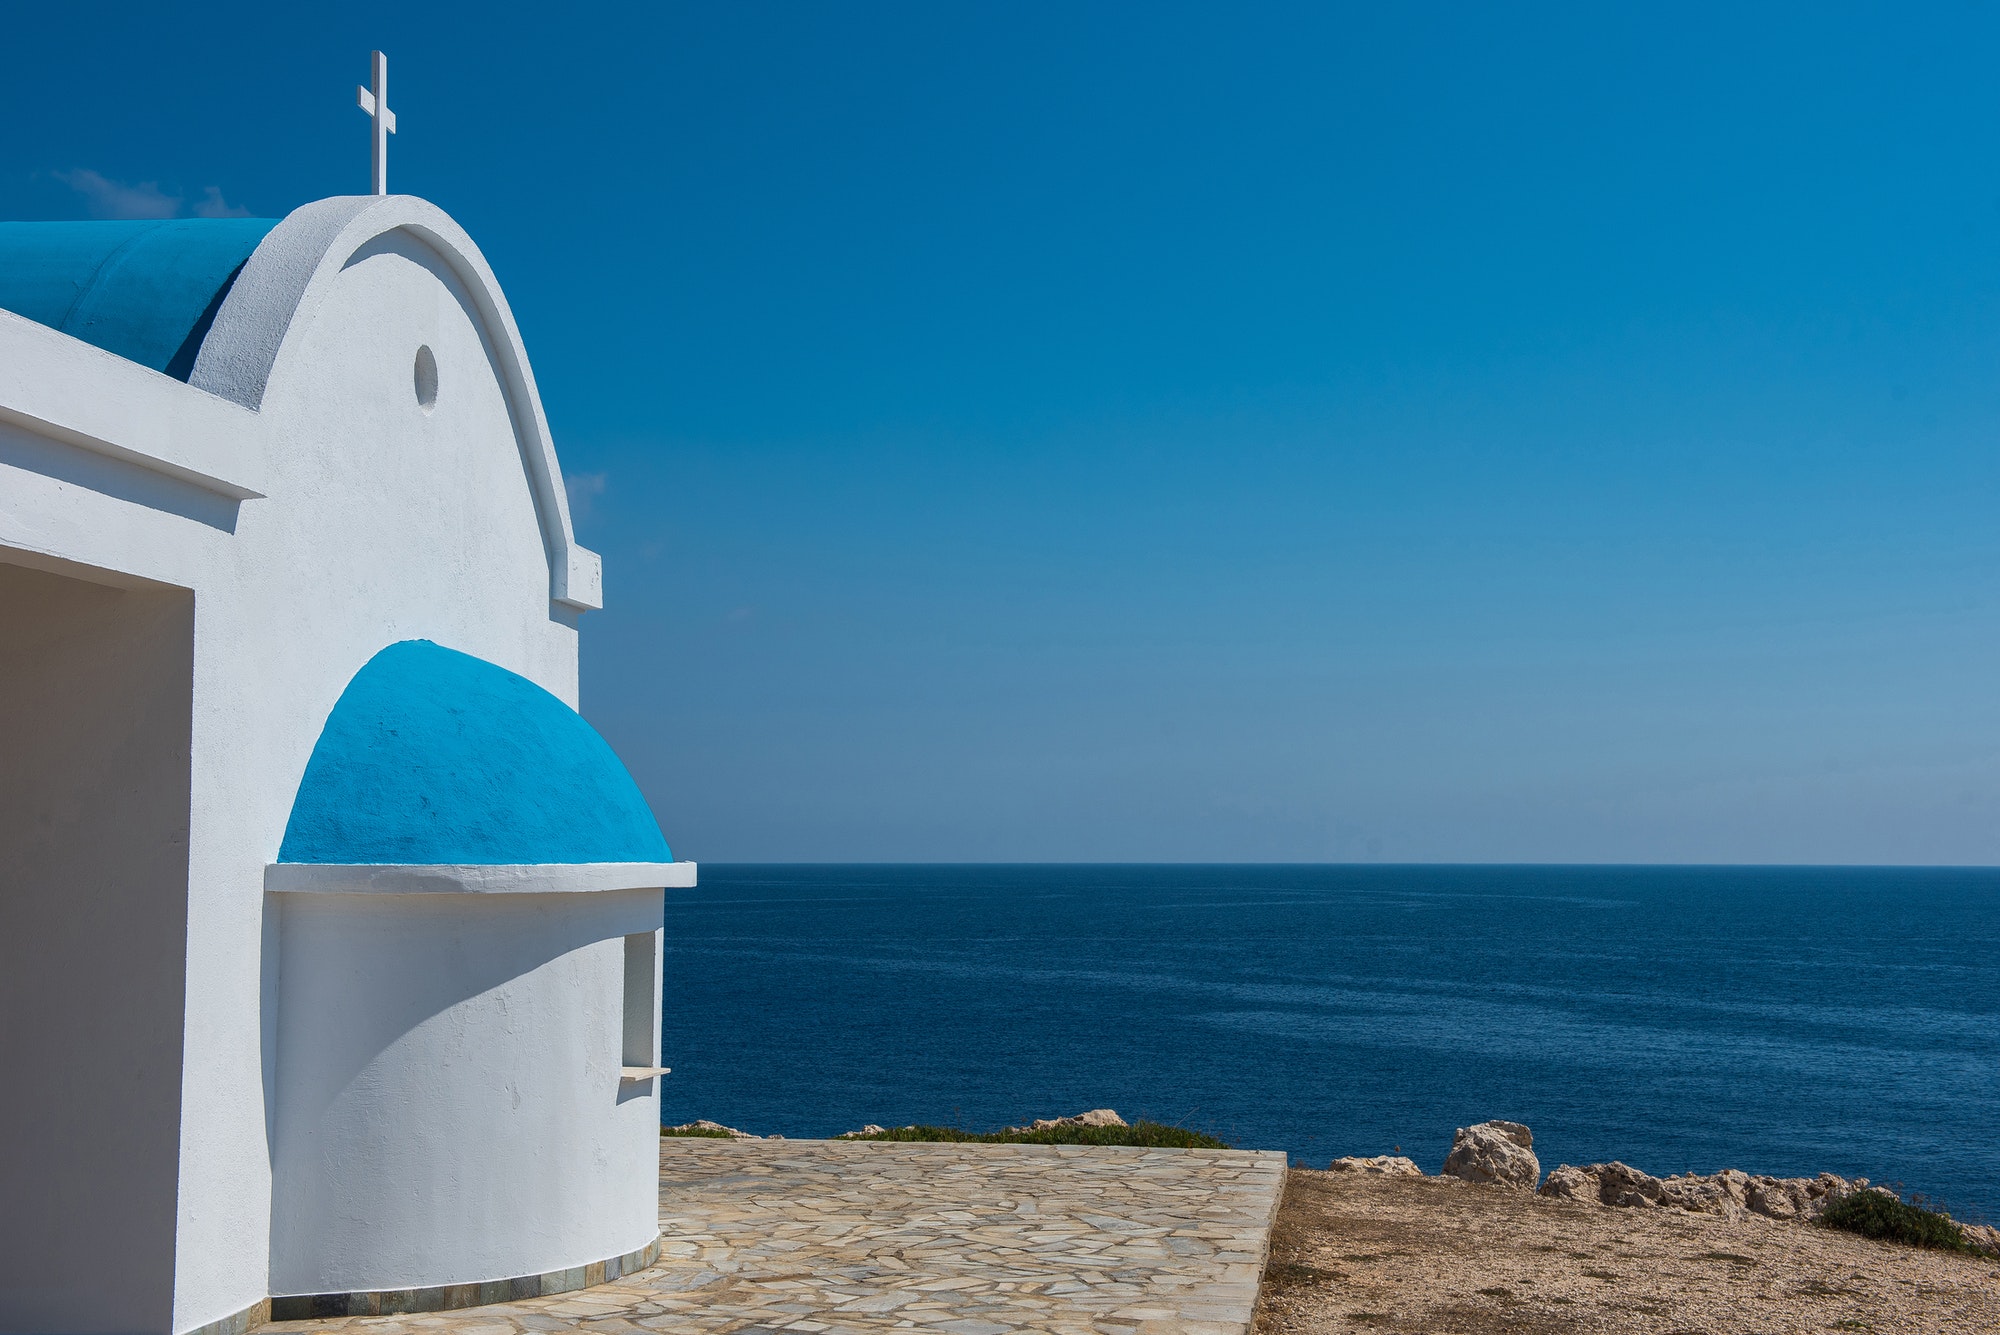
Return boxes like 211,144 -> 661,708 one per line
11,3 -> 2000,862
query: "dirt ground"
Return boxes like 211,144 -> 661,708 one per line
1252,1169 -> 2000,1335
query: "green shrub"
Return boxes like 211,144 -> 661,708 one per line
1820,1189 -> 1971,1253
847,1119 -> 1227,1149
660,1125 -> 736,1139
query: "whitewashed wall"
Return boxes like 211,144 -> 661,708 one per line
0,197 -> 653,1335
268,891 -> 664,1295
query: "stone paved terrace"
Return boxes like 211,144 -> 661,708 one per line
265,1137 -> 1289,1335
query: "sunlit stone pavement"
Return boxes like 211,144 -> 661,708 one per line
265,1137 -> 1288,1335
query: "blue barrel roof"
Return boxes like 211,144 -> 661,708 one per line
0,217 -> 277,378
278,640 -> 672,865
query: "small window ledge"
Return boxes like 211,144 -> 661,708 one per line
620,1066 -> 670,1082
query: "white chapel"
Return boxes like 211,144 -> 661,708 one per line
0,90 -> 693,1334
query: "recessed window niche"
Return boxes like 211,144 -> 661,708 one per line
622,929 -> 660,1071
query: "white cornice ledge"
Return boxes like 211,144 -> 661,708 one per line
265,861 -> 696,894
0,309 -> 267,500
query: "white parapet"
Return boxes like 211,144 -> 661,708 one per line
265,861 -> 697,895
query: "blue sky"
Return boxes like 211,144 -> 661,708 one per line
11,3 -> 2000,862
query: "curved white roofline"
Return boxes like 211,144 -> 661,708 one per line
191,195 -> 602,611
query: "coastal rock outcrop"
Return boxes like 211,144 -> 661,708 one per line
1441,1120 -> 1541,1190
1540,1160 -> 1667,1208
666,1119 -> 760,1140
1962,1223 -> 2000,1258
834,1109 -> 1129,1138
1538,1161 -> 1866,1221
1010,1108 -> 1128,1131
1536,1163 -> 1598,1202
1328,1155 -> 1424,1177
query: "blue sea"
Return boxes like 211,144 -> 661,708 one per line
658,865 -> 2000,1219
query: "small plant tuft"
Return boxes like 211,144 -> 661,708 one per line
848,1119 -> 1227,1149
660,1125 -> 736,1139
1820,1189 -> 1971,1253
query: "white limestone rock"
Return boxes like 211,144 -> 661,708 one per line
665,1119 -> 759,1140
1441,1120 -> 1541,1191
1536,1163 -> 1604,1205
1748,1171 -> 1859,1220
1538,1162 -> 1864,1222
1024,1108 -> 1129,1131
1659,1168 -> 1749,1218
1327,1155 -> 1424,1176
837,1124 -> 889,1139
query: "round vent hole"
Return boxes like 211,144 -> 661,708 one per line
413,345 -> 439,412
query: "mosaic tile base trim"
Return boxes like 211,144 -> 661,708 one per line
267,1234 -> 661,1319
265,1136 -> 1289,1335
186,1297 -> 270,1335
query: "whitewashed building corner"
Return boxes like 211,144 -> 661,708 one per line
0,194 -> 691,1335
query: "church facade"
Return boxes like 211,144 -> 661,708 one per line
0,196 -> 690,1334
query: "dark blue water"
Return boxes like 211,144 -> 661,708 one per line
659,865 -> 2000,1218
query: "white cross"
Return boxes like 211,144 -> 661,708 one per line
355,50 -> 397,196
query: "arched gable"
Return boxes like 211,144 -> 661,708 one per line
191,197 -> 601,610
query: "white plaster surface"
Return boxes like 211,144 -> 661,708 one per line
192,196 -> 601,611
0,308 -> 265,499
0,195 -> 655,1333
268,890 -> 666,1296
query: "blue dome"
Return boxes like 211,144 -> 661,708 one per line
279,641 -> 671,865
0,217 -> 276,377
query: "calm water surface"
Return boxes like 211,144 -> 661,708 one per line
659,865 -> 2000,1218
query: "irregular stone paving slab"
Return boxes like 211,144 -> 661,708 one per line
264,1138 -> 1288,1335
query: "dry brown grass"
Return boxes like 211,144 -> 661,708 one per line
1253,1169 -> 2000,1335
